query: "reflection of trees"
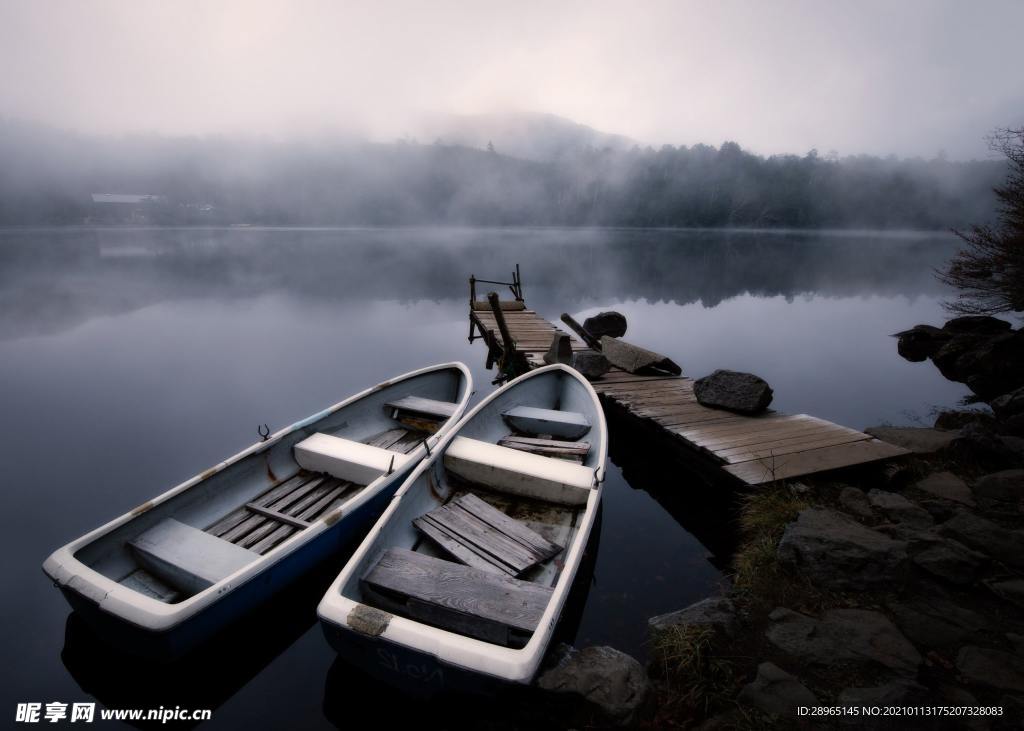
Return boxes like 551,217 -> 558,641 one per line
0,228 -> 957,340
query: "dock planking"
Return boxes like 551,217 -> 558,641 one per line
469,300 -> 910,486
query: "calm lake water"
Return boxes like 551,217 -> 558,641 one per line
0,226 -> 968,727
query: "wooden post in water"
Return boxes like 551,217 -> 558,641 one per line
488,291 -> 516,353
560,313 -> 601,350
488,291 -> 529,382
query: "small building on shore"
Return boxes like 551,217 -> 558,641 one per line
89,193 -> 167,223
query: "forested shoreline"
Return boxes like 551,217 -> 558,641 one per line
0,120 -> 1006,229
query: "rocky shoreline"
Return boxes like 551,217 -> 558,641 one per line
535,315 -> 1024,728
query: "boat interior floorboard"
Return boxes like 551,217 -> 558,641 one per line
203,425 -> 429,557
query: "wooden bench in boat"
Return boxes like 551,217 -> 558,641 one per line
497,435 -> 590,462
385,396 -> 459,421
130,518 -> 257,595
362,547 -> 553,647
502,405 -> 591,440
444,436 -> 595,506
413,493 -> 561,576
294,433 -> 410,484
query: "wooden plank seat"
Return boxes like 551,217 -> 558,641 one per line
130,518 -> 257,595
497,435 -> 590,462
362,547 -> 553,647
413,493 -> 561,576
385,396 -> 459,433
502,405 -> 591,440
443,436 -> 595,506
203,428 -> 426,558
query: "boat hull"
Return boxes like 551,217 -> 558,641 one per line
60,480 -> 403,661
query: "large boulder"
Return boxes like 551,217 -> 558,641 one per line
648,597 -> 738,640
887,598 -> 988,647
991,386 -> 1024,422
893,324 -> 950,362
938,511 -> 1024,569
737,662 -> 818,717
957,646 -> 1024,693
973,469 -> 1024,504
839,486 -> 874,519
952,423 -> 1023,468
910,535 -> 987,585
867,489 -> 934,529
986,578 -> 1024,610
599,336 -> 682,376
582,311 -> 627,339
864,426 -> 959,453
776,508 -> 909,591
913,471 -> 975,507
693,370 -> 773,414
537,645 -> 649,722
837,680 -> 927,711
570,350 -> 610,380
942,316 -> 1013,335
765,607 -> 921,675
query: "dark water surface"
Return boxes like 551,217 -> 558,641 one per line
0,227 -> 967,727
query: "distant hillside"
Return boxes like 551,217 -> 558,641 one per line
414,112 -> 634,161
0,118 -> 1006,229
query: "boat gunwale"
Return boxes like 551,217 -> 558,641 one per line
318,363 -> 608,684
42,361 -> 473,633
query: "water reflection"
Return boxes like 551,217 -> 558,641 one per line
0,226 -> 957,341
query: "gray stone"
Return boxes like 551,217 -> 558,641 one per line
582,311 -> 627,339
867,489 -> 934,529
911,536 -> 986,585
914,471 -> 975,507
648,597 -> 738,639
973,469 -> 1024,504
864,426 -> 959,453
986,578 -> 1024,609
570,350 -> 610,380
943,316 -> 1013,335
839,486 -> 874,519
765,607 -> 921,675
1009,633 -> 1024,657
938,511 -> 1024,569
693,369 -> 774,414
543,333 -> 573,365
777,508 -> 909,591
599,336 -> 682,376
991,386 -> 1024,422
952,422 -> 1022,467
537,645 -> 649,722
893,323 -> 950,362
737,662 -> 818,717
837,679 -> 927,709
957,646 -> 1024,693
941,686 -> 991,731
887,598 -> 987,647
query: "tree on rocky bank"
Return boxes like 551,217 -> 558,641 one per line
940,127 -> 1024,316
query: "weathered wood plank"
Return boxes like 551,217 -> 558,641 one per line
243,502 -> 312,529
720,431 -> 873,464
419,503 -> 537,574
693,421 -> 857,451
413,517 -> 514,575
385,395 -> 458,420
362,548 -> 553,635
498,435 -> 591,459
724,439 -> 911,485
455,493 -> 561,560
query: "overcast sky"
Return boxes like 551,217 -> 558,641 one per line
1,0 -> 1022,159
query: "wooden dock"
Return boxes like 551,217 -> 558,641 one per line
468,300 -> 909,486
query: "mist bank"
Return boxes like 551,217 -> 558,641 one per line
0,120 -> 1006,229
